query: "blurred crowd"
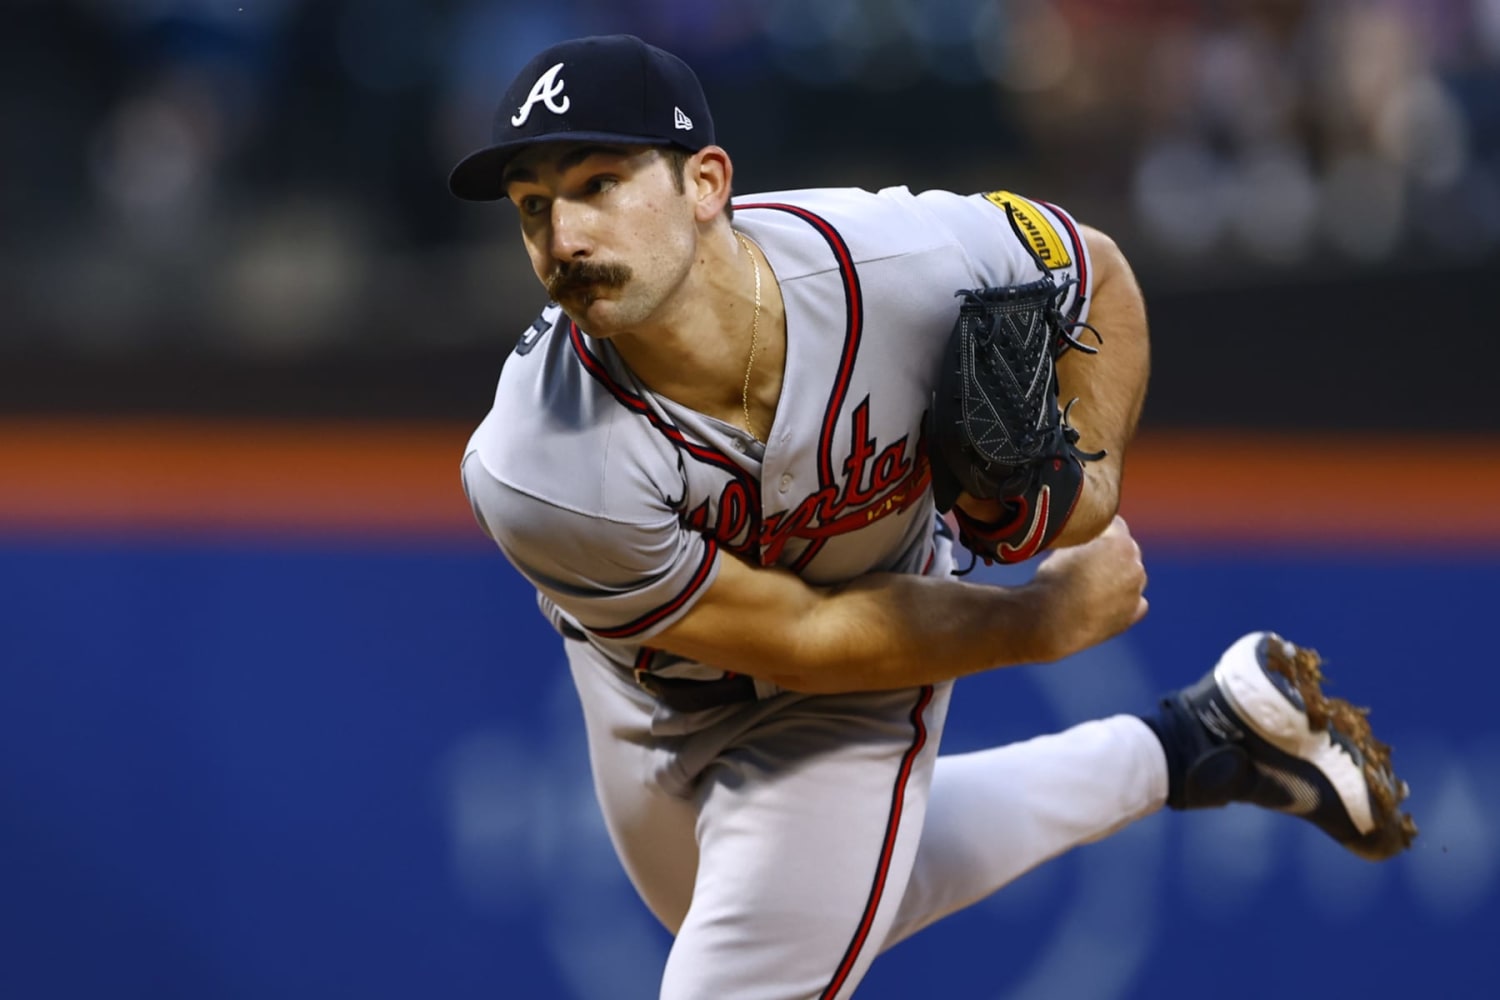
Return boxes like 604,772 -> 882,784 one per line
3,0 -> 1498,360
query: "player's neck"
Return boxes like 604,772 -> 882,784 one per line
613,229 -> 786,438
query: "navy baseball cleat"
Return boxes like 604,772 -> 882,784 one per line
1149,631 -> 1417,861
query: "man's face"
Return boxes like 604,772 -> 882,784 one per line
503,144 -> 697,336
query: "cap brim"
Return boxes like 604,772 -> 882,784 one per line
448,131 -> 688,202
448,146 -> 518,202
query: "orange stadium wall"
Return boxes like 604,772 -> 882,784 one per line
2,418 -> 1497,549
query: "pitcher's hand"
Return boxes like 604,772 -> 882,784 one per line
1029,515 -> 1148,662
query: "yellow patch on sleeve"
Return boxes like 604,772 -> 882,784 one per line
982,191 -> 1072,269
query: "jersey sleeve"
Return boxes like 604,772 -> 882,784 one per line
913,188 -> 1093,325
461,450 -> 720,642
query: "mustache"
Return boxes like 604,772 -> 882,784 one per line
546,260 -> 632,301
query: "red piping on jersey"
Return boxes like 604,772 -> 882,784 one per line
1034,199 -> 1088,324
567,323 -> 739,635
568,323 -> 750,479
735,203 -> 864,490
589,538 -> 720,640
819,684 -> 934,999
569,320 -> 765,556
737,203 -> 865,573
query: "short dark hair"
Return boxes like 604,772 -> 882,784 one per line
661,148 -> 734,220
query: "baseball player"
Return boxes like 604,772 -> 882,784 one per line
452,34 -> 1415,1000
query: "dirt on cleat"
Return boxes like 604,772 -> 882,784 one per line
1262,637 -> 1419,861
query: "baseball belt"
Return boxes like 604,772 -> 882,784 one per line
559,623 -> 759,713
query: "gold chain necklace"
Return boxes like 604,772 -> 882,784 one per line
735,231 -> 763,443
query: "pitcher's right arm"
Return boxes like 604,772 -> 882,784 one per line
650,516 -> 1148,694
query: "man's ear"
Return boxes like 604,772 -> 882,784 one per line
690,146 -> 733,222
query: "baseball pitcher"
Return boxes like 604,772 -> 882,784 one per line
451,34 -> 1415,1000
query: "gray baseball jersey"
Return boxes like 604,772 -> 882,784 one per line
463,184 -> 1090,681
456,184 -> 1166,1000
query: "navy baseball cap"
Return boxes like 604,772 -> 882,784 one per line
449,34 -> 716,202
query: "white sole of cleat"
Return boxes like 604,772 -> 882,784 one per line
1212,631 -> 1376,835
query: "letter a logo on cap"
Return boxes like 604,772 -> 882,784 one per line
512,62 -> 571,126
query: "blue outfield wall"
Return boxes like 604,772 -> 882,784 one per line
1,535 -> 1496,1000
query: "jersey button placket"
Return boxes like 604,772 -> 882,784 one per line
778,473 -> 792,494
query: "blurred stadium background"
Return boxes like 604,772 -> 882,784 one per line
2,1 -> 1498,998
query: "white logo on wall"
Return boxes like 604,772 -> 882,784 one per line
513,62 -> 571,126
673,107 -> 693,131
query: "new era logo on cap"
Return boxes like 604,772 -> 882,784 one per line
449,34 -> 717,202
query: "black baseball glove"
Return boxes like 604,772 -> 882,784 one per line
928,268 -> 1103,569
